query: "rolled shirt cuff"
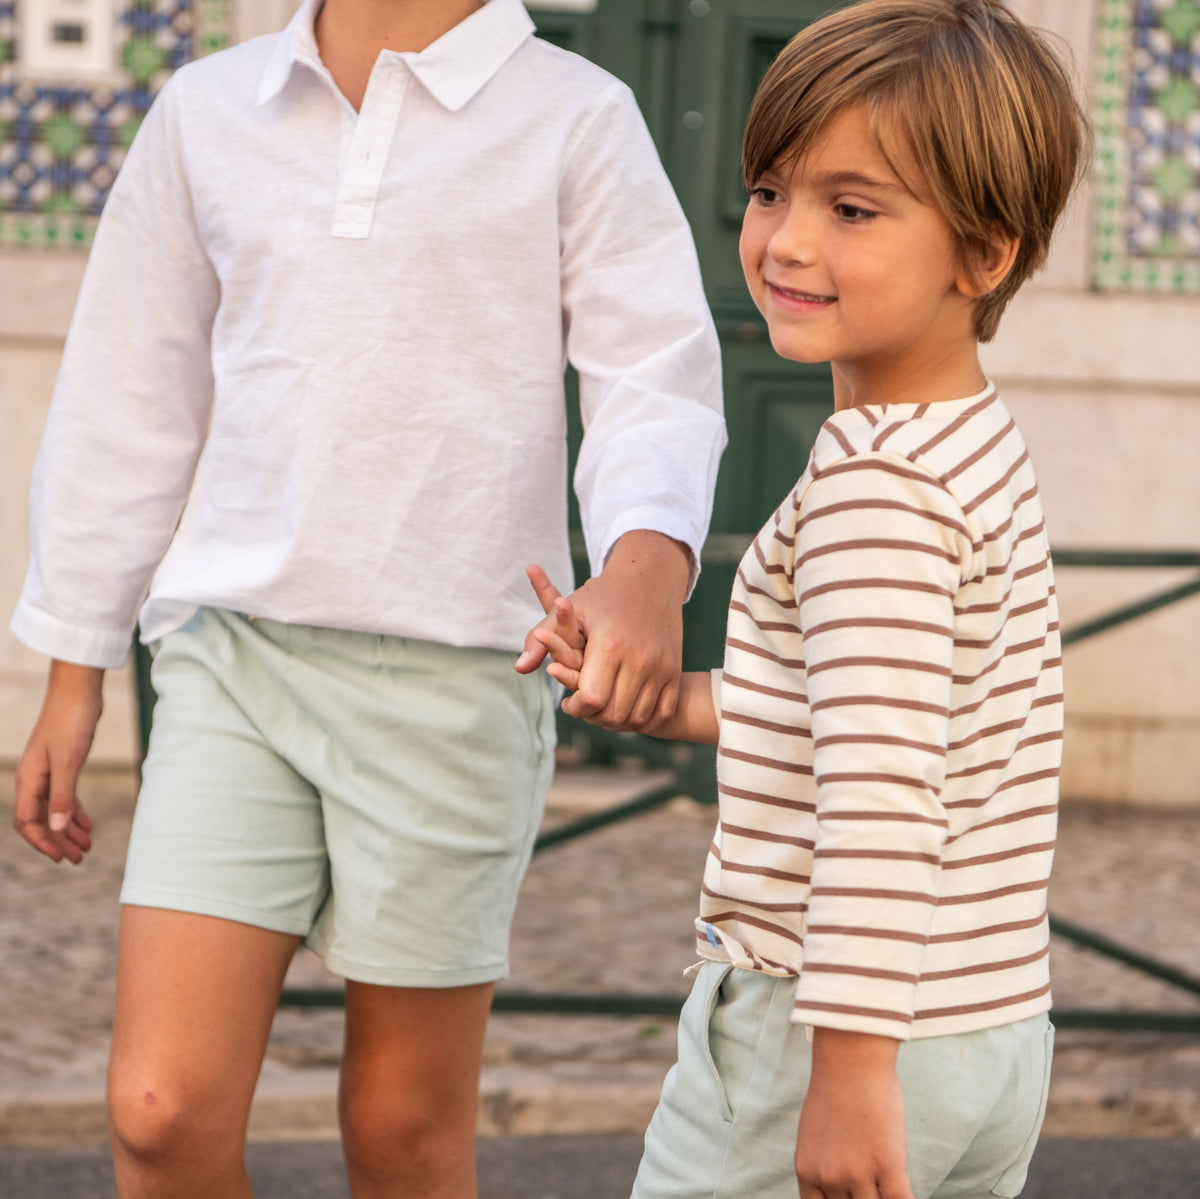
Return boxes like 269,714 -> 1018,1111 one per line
10,597 -> 133,669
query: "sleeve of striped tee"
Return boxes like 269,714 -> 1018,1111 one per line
792,451 -> 975,1039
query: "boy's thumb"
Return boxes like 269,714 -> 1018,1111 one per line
47,762 -> 77,832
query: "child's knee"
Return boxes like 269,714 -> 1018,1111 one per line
107,1064 -> 245,1171
339,1084 -> 470,1183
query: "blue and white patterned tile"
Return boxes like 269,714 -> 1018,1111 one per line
1095,0 -> 1200,290
0,0 -> 232,249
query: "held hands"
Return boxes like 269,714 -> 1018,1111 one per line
517,561 -> 721,744
795,1029 -> 916,1199
13,661 -> 102,865
514,531 -> 689,733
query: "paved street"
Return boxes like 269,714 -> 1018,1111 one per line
2,1135 -> 1200,1198
1,762 -> 1198,1185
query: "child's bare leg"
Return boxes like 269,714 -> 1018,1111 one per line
339,981 -> 494,1198
107,907 -> 301,1198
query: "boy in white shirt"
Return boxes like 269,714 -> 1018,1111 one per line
10,1 -> 724,1195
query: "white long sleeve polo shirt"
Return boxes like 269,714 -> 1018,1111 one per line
12,0 -> 725,669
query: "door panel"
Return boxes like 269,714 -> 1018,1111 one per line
528,1 -> 843,666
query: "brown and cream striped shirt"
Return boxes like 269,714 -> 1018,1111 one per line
696,385 -> 1063,1040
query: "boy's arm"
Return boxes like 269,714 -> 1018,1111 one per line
555,84 -> 725,729
792,454 -> 970,1035
795,1029 -> 915,1199
13,662 -> 102,865
10,73 -> 218,670
790,456 -> 972,1192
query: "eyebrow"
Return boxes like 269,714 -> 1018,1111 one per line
810,170 -> 906,194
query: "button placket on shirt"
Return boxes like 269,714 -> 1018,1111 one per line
331,56 -> 410,239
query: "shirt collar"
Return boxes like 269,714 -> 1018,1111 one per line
256,0 -> 324,108
256,0 -> 535,112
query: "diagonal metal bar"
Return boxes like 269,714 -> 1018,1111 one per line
1059,575 -> 1200,647
533,781 -> 682,853
1049,914 -> 1200,999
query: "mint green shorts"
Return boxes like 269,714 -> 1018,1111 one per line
121,608 -> 555,987
633,962 -> 1053,1199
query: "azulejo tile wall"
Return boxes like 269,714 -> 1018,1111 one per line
1094,0 -> 1200,291
0,0 -> 233,249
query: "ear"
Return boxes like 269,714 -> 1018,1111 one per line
955,233 -> 1020,299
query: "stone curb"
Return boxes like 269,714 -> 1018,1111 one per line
1,1065 -> 1197,1149
0,1067 -> 662,1149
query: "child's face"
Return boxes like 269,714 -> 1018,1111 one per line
739,105 -> 978,402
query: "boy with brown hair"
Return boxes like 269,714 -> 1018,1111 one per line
527,2 -> 1088,1195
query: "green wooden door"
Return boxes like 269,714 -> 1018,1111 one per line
530,0 -> 841,668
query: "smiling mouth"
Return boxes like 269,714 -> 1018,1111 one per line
768,283 -> 836,304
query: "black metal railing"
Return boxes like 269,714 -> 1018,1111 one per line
131,548 -> 1200,1030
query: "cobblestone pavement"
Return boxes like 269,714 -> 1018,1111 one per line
1,764 -> 1198,1145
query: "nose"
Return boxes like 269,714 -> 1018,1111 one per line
767,200 -> 818,267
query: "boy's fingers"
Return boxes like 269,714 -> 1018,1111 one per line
551,597 -> 585,647
64,819 -> 93,852
642,677 -> 680,733
55,835 -> 86,866
515,628 -> 549,673
13,803 -> 64,861
12,754 -> 62,860
517,567 -> 581,675
878,1168 -> 915,1199
546,662 -> 582,691
18,828 -> 64,861
568,652 -> 622,722
616,677 -> 658,731
532,627 -> 584,670
525,564 -> 562,616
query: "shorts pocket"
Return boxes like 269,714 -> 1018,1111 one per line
699,962 -> 737,1123
991,1022 -> 1055,1197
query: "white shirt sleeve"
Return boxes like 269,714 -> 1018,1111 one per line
11,74 -> 220,668
558,84 -> 726,592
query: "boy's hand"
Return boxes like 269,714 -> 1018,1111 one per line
796,1028 -> 915,1199
13,661 -> 103,865
521,564 -> 586,691
516,531 -> 689,732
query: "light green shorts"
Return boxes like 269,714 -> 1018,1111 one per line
633,962 -> 1053,1199
121,608 -> 556,987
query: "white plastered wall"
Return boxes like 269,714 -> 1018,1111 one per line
982,1 -> 1200,806
0,257 -> 135,765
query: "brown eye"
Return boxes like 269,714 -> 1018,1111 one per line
834,203 -> 876,222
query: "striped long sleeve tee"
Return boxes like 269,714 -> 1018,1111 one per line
696,384 -> 1063,1040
